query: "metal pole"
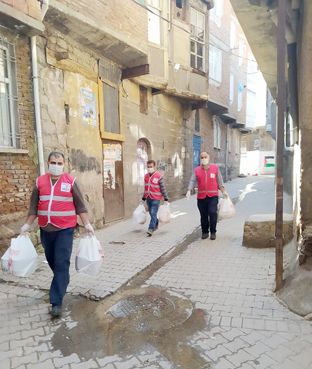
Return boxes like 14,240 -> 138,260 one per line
275,0 -> 286,291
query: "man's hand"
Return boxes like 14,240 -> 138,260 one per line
84,223 -> 95,236
186,190 -> 191,199
20,223 -> 31,235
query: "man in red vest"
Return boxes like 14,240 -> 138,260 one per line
142,160 -> 169,236
20,151 -> 94,318
186,152 -> 226,240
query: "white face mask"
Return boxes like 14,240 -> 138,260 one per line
48,164 -> 64,176
147,167 -> 155,174
201,158 -> 209,166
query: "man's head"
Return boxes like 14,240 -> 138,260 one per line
147,160 -> 156,174
200,152 -> 210,166
47,151 -> 65,177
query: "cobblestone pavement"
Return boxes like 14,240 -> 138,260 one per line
1,176 -> 312,369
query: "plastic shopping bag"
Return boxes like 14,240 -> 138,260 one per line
133,204 -> 147,225
158,202 -> 171,223
1,235 -> 38,277
218,196 -> 236,220
75,236 -> 104,276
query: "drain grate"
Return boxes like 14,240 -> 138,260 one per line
106,287 -> 193,333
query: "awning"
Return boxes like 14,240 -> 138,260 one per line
207,99 -> 228,115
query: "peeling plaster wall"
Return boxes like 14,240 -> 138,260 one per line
121,80 -> 214,217
37,31 -> 104,227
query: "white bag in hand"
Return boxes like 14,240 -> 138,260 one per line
158,202 -> 171,223
133,204 -> 147,225
75,236 -> 104,276
218,197 -> 236,220
1,235 -> 38,277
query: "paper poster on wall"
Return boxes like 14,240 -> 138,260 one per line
103,143 -> 122,190
80,87 -> 96,127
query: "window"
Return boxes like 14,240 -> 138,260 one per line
238,39 -> 245,66
190,7 -> 205,71
103,82 -> 120,134
209,45 -> 222,84
148,0 -> 161,45
213,117 -> 221,149
139,85 -> 148,114
229,73 -> 234,104
210,0 -> 223,27
195,110 -> 200,132
237,82 -> 244,112
0,40 -> 18,148
246,89 -> 256,127
176,0 -> 183,8
230,20 -> 236,49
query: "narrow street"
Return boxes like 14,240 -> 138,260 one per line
1,176 -> 312,369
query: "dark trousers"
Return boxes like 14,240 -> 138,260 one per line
40,227 -> 74,306
146,198 -> 160,230
197,196 -> 219,234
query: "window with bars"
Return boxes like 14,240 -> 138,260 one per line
0,39 -> 19,148
190,7 -> 205,72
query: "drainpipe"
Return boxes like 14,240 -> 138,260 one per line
275,0 -> 286,291
31,36 -> 45,175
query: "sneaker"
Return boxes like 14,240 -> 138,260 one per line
50,305 -> 62,318
201,233 -> 209,239
210,233 -> 216,240
147,229 -> 154,237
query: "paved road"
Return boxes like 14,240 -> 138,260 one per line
0,176 -> 311,369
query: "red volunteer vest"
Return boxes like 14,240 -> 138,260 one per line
37,173 -> 77,229
144,171 -> 163,200
195,164 -> 219,199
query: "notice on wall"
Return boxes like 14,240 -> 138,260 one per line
103,143 -> 122,190
80,87 -> 96,127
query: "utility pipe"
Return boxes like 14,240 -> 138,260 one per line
275,0 -> 287,291
31,36 -> 45,175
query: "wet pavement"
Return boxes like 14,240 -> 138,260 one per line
1,176 -> 312,369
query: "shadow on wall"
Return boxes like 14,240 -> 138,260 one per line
70,149 -> 101,174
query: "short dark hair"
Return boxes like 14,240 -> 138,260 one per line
147,160 -> 156,166
48,151 -> 65,161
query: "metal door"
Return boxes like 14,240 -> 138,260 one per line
103,141 -> 124,222
193,135 -> 201,168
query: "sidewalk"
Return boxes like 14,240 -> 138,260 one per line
0,188 -> 203,299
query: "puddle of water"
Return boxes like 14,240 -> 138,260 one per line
51,288 -> 211,368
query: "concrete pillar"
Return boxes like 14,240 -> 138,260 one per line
299,0 -> 312,227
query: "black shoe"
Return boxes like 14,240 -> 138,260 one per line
201,233 -> 209,239
210,233 -> 216,240
50,305 -> 62,318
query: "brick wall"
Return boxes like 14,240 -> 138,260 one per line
0,30 -> 37,230
0,0 -> 42,20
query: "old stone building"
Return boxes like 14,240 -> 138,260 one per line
0,0 -> 45,252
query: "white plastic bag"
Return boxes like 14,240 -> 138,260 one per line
1,235 -> 38,277
158,202 -> 171,223
133,204 -> 147,225
75,236 -> 104,276
218,197 -> 236,220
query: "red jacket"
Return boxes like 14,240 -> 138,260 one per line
37,173 -> 77,229
195,164 -> 219,199
143,171 -> 163,200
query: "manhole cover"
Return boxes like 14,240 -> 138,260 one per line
106,287 -> 193,332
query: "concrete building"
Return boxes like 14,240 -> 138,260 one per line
0,0 -> 45,251
0,0 -> 218,240
208,0 -> 256,181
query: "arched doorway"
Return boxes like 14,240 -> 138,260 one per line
137,138 -> 151,189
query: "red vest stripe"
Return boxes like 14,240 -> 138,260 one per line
37,173 -> 77,229
144,171 -> 163,200
194,164 -> 219,199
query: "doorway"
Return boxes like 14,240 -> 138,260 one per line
103,140 -> 124,222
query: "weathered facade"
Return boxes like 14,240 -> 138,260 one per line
208,0 -> 253,180
0,0 -> 44,252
